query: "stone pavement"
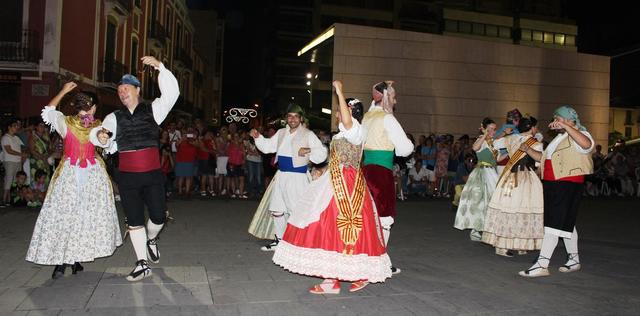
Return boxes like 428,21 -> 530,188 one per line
0,197 -> 638,315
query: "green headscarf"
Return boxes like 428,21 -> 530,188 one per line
553,105 -> 586,131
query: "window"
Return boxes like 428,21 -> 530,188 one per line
165,9 -> 172,35
554,33 -> 565,45
472,23 -> 484,35
105,21 -> 117,64
151,0 -> 158,22
133,13 -> 140,32
486,25 -> 498,37
459,21 -> 471,34
520,29 -> 532,41
625,110 -> 633,125
131,38 -> 139,75
445,20 -> 457,32
543,32 -> 553,43
175,23 -> 182,55
532,30 -> 543,42
0,0 -> 22,41
625,127 -> 632,138
565,35 -> 575,46
499,26 -> 511,38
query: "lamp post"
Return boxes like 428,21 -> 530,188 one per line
306,72 -> 313,109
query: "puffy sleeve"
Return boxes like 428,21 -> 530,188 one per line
41,106 -> 67,138
338,119 -> 364,145
254,129 -> 280,154
382,114 -> 413,157
89,113 -> 118,154
532,140 -> 544,152
307,130 -> 328,164
151,63 -> 180,125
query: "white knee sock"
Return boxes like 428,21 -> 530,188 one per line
272,212 -> 287,241
563,227 -> 580,263
536,233 -> 559,268
379,216 -> 395,246
146,220 -> 164,240
129,227 -> 148,261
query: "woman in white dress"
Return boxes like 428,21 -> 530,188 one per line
26,82 -> 122,279
481,117 -> 544,257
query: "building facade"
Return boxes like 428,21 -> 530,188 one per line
300,23 -> 610,147
609,106 -> 640,142
0,0 -> 221,123
268,0 -> 577,130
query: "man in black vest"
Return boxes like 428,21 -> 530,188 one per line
92,56 -> 179,281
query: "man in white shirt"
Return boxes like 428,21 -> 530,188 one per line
1,119 -> 28,206
249,104 -> 327,251
361,81 -> 413,274
408,160 -> 430,196
92,56 -> 179,282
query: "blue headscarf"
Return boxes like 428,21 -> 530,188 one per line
553,105 -> 585,131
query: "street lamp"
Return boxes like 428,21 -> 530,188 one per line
306,72 -> 315,108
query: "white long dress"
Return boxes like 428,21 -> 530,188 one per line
26,106 -> 122,265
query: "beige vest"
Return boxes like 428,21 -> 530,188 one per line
274,126 -> 311,168
541,135 -> 593,178
362,109 -> 394,151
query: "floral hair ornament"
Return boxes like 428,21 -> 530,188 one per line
347,98 -> 361,107
372,81 -> 395,113
79,114 -> 95,128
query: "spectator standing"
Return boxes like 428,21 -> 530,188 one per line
2,119 -> 27,207
197,130 -> 217,197
175,128 -> 199,198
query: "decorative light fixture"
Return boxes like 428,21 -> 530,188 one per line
225,107 -> 258,124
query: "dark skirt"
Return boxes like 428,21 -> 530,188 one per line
363,164 -> 396,218
543,180 -> 584,237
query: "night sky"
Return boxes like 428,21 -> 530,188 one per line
188,1 -> 640,108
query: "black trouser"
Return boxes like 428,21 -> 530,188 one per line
118,169 -> 166,227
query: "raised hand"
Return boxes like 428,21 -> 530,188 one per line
141,56 -> 161,68
249,129 -> 260,139
61,82 -> 77,94
332,80 -> 343,93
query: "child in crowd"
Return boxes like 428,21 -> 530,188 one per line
10,171 -> 39,207
30,169 -> 48,205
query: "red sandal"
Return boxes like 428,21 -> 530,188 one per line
349,280 -> 369,292
309,279 -> 340,294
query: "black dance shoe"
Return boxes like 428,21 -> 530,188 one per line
71,262 -> 84,274
51,265 -> 66,279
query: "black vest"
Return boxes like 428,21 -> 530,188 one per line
115,103 -> 160,151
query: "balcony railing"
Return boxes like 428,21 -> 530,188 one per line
100,60 -> 127,85
148,21 -> 167,48
104,0 -> 132,16
0,29 -> 41,63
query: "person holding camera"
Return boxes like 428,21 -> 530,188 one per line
91,56 -> 179,282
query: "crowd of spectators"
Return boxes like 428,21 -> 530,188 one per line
1,116 -> 639,209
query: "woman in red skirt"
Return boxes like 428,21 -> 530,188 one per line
272,80 -> 391,294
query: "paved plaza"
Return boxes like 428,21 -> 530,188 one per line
0,197 -> 638,315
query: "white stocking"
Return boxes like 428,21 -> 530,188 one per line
535,233 -> 559,268
272,212 -> 287,241
146,220 -> 164,240
129,227 -> 148,261
379,216 -> 395,246
563,227 -> 580,263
